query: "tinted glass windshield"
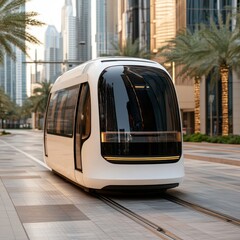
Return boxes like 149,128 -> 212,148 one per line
98,65 -> 181,163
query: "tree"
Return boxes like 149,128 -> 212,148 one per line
111,38 -> 150,58
159,13 -> 240,136
0,87 -> 12,128
198,13 -> 240,136
0,0 -> 45,63
31,82 -> 52,114
6,102 -> 22,128
158,28 -> 208,134
21,98 -> 34,119
29,82 -> 52,129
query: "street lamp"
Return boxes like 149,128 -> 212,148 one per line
79,41 -> 86,62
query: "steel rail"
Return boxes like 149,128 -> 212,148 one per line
164,194 -> 240,227
95,193 -> 183,240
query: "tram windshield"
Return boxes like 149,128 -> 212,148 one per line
98,65 -> 182,164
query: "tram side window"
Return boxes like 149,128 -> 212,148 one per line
46,93 -> 57,133
47,86 -> 79,137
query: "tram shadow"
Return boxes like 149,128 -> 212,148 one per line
94,186 -> 175,200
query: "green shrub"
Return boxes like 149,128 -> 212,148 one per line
183,133 -> 208,142
183,133 -> 240,144
227,135 -> 240,144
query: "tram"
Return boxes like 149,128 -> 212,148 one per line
43,57 -> 184,190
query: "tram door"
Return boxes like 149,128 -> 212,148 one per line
74,82 -> 91,173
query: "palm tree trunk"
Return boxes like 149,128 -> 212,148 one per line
220,66 -> 229,136
35,111 -> 38,130
194,77 -> 200,133
216,79 -> 219,135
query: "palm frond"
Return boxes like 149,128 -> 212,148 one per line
0,0 -> 45,63
111,37 -> 150,58
30,82 -> 52,113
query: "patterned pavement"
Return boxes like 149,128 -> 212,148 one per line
0,130 -> 239,239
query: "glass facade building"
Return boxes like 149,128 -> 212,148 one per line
119,0 -> 150,52
76,0 -> 92,62
186,0 -> 237,135
44,25 -> 62,83
187,0 -> 233,31
96,0 -> 118,56
61,0 -> 77,69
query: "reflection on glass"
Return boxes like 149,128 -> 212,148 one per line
98,65 -> 182,163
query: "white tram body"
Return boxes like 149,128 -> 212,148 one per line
44,57 -> 184,190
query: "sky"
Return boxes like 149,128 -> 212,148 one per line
26,0 -> 76,60
26,0 -> 65,32
25,0 -> 67,94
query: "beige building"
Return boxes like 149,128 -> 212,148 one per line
150,0 -> 194,134
118,0 -> 240,135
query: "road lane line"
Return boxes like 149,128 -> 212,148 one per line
0,139 -> 51,170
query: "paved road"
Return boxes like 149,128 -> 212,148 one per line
0,130 -> 239,240
184,142 -> 240,166
180,142 -> 240,219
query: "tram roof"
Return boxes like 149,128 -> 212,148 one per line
51,57 -> 162,92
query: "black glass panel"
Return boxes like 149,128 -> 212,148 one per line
98,65 -> 182,163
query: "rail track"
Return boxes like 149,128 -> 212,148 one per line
94,192 -> 240,240
164,193 -> 240,227
95,193 -> 183,240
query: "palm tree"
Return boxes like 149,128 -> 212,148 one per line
158,28 -> 208,134
0,0 -> 45,63
112,38 -> 150,58
198,14 -> 240,136
31,82 -> 52,113
30,82 -> 52,129
159,13 -> 240,136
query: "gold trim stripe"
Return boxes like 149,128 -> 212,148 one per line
101,131 -> 182,143
105,156 -> 180,161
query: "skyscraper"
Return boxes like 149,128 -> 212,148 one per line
75,0 -> 118,61
149,0 -> 240,135
76,0 -> 92,62
118,0 -> 150,52
44,25 -> 61,83
96,0 -> 107,56
61,0 -> 77,71
96,0 -> 118,56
